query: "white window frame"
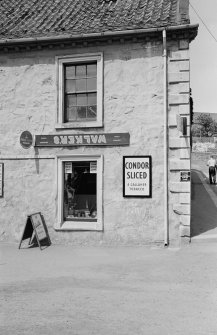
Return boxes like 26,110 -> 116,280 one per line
56,53 -> 103,129
54,154 -> 103,231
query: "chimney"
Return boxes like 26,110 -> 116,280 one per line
178,0 -> 190,23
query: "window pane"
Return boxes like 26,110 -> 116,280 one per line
65,66 -> 75,79
63,161 -> 97,220
76,65 -> 86,78
87,77 -> 96,91
65,95 -> 76,121
77,94 -> 87,106
87,93 -> 97,106
87,64 -> 97,77
66,94 -> 76,107
76,79 -> 86,92
87,106 -> 97,119
77,106 -> 87,119
65,79 -> 76,93
67,106 -> 77,121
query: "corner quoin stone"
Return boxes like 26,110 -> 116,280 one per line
173,204 -> 190,215
170,182 -> 190,193
170,159 -> 190,171
169,138 -> 190,148
180,224 -> 190,237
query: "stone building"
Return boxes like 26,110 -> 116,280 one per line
0,0 -> 198,246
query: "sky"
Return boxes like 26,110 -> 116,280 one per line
189,0 -> 217,114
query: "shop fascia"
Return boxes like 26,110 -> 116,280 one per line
34,133 -> 130,147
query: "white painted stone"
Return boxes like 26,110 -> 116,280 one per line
168,72 -> 189,83
180,224 -> 190,237
168,113 -> 177,126
170,159 -> 190,170
170,49 -> 190,60
169,137 -> 190,148
179,61 -> 190,71
179,104 -> 190,114
169,61 -> 190,72
173,204 -> 190,215
180,148 -> 191,159
170,182 -> 191,193
180,193 -> 190,204
169,94 -> 189,105
179,82 -> 190,93
169,105 -> 179,114
180,215 -> 191,226
168,83 -> 190,97
169,82 -> 189,94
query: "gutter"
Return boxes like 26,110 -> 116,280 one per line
0,23 -> 198,46
163,29 -> 169,247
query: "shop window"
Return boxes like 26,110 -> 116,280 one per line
56,53 -> 103,129
55,155 -> 103,231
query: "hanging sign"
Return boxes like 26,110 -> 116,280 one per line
180,171 -> 190,182
123,156 -> 152,198
35,133 -> 130,147
0,163 -> 3,197
18,212 -> 51,250
90,161 -> 97,173
65,162 -> 72,174
20,131 -> 33,149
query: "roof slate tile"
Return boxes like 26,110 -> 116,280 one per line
0,0 -> 190,40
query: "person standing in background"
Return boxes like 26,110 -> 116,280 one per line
207,155 -> 217,184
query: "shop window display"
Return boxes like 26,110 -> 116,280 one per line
64,161 -> 97,221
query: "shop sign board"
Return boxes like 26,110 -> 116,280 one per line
20,131 -> 33,149
0,163 -> 3,197
65,162 -> 72,174
35,133 -> 130,147
180,171 -> 190,182
123,156 -> 152,198
19,212 -> 51,250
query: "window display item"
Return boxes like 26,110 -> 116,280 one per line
64,161 -> 97,221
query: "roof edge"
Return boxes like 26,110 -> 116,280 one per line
0,24 -> 199,47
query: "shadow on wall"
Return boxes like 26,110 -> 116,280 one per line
191,169 -> 217,237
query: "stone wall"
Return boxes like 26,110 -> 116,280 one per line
0,38 -> 191,246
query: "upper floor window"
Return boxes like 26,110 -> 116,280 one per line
56,53 -> 103,129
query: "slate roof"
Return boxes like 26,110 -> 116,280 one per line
0,0 -> 190,40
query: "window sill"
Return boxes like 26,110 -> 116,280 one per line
54,220 -> 103,231
55,121 -> 103,129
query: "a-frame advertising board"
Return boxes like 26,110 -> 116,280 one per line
19,212 -> 51,250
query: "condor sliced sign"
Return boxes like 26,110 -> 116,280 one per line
123,156 -> 152,198
35,133 -> 130,147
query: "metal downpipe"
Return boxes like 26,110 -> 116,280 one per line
163,29 -> 169,247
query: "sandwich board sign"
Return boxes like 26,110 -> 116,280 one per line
19,212 -> 51,250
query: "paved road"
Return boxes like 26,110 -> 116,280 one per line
191,168 -> 217,239
1,242 -> 217,335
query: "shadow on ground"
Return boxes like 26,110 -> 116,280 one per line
191,169 -> 217,237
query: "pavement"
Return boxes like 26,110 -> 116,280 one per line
1,242 -> 217,335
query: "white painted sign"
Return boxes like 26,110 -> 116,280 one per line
123,156 -> 152,198
90,161 -> 97,173
65,162 -> 72,174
